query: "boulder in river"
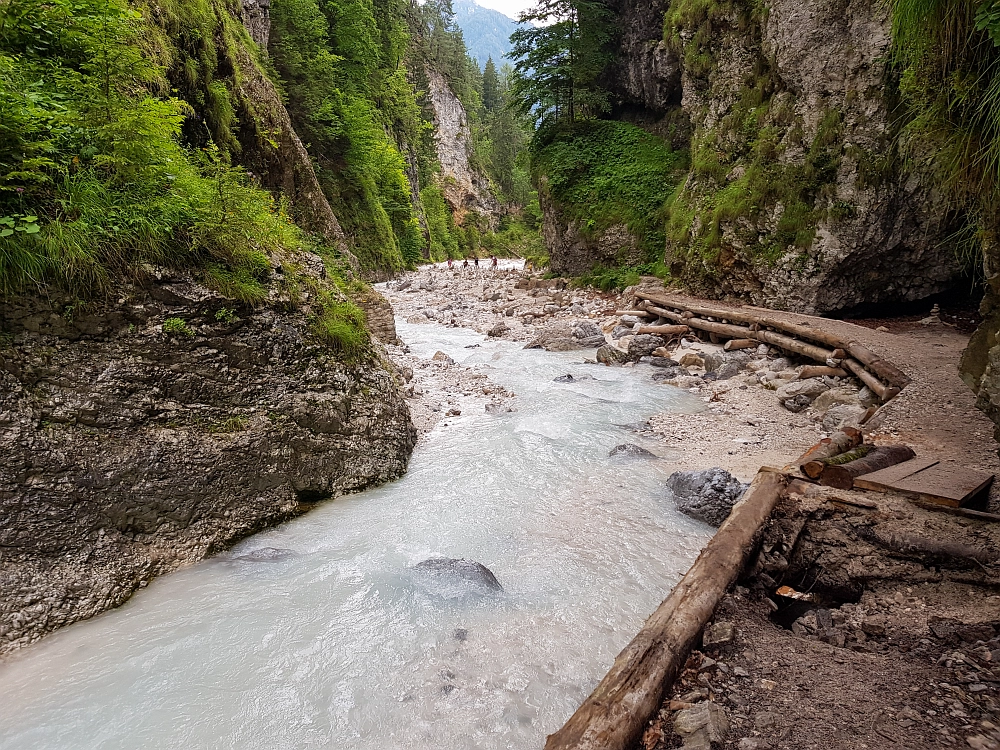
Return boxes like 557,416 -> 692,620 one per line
596,344 -> 630,366
666,468 -> 748,527
609,443 -> 656,458
411,558 -> 503,599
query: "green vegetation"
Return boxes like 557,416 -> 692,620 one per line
312,293 -> 367,356
510,0 -> 614,124
532,120 -> 689,257
0,0 -> 325,300
163,317 -> 195,336
665,72 -> 844,268
889,0 -> 1000,271
576,262 -> 670,291
208,415 -> 250,433
269,0 -> 425,273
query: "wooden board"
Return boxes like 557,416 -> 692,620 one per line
853,458 -> 995,507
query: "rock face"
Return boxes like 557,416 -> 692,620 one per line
962,295 -> 1000,452
410,558 -> 503,599
541,190 -> 644,277
219,0 -> 352,260
667,468 -> 748,527
425,69 -> 500,227
542,0 -> 961,314
0,268 -> 416,655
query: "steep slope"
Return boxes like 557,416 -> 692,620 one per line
426,68 -> 502,227
0,0 -> 416,654
539,0 -> 961,315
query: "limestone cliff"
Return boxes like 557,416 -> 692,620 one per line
542,0 -> 962,315
0,0 -> 414,655
0,260 -> 415,655
426,68 -> 501,228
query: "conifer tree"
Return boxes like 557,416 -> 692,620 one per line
482,56 -> 501,112
510,0 -> 612,123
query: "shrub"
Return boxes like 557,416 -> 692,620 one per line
312,294 -> 368,355
163,317 -> 195,336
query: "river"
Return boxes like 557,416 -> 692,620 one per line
0,319 -> 712,750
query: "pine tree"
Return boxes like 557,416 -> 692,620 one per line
482,56 -> 501,112
510,0 -> 613,123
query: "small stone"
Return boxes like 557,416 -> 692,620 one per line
703,621 -> 736,649
679,352 -> 706,368
969,684 -> 989,693
739,739 -> 771,750
609,443 -> 656,458
733,666 -> 749,678
876,325 -> 890,332
674,702 -> 730,747
759,679 -> 777,690
432,351 -> 454,364
754,711 -> 778,729
487,321 -> 509,337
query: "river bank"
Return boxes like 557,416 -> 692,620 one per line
383,264 -> 1000,750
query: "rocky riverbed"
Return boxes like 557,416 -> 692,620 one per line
383,264 -> 1000,750
382,264 -> 902,482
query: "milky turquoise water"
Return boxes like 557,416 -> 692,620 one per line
0,320 -> 712,750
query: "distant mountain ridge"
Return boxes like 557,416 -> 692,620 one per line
453,0 -> 520,69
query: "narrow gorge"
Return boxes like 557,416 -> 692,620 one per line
2,0 -> 1000,747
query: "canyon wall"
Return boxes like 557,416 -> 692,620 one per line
0,263 -> 415,655
543,0 -> 962,315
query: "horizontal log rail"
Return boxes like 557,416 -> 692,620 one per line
544,471 -> 788,750
635,291 -> 911,403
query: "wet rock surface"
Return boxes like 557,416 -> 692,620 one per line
666,468 -> 748,527
0,271 -> 416,656
411,558 -> 504,599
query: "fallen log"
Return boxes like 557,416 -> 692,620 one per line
644,305 -> 755,340
724,339 -> 757,351
544,470 -> 787,750
910,500 -> 1000,523
802,445 -> 873,478
635,291 -> 910,395
859,527 -> 998,567
845,342 -> 912,388
755,329 -> 834,363
842,359 -> 900,401
812,445 -> 916,489
634,324 -> 690,336
797,365 -> 848,379
795,427 -> 863,467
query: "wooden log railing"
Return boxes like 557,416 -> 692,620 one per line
634,291 -> 911,403
544,470 -> 787,750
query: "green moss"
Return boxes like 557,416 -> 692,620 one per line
312,295 -> 368,356
665,66 -> 844,272
532,120 -> 689,260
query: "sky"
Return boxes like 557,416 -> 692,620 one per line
471,0 -> 533,19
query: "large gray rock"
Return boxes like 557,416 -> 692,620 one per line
667,468 -> 748,527
775,378 -> 830,411
597,344 -> 630,366
627,334 -> 666,359
525,321 -> 606,351
0,269 -> 416,656
411,558 -> 503,599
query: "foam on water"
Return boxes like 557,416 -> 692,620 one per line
0,320 -> 713,750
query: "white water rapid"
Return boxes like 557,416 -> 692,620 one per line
0,320 -> 713,750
